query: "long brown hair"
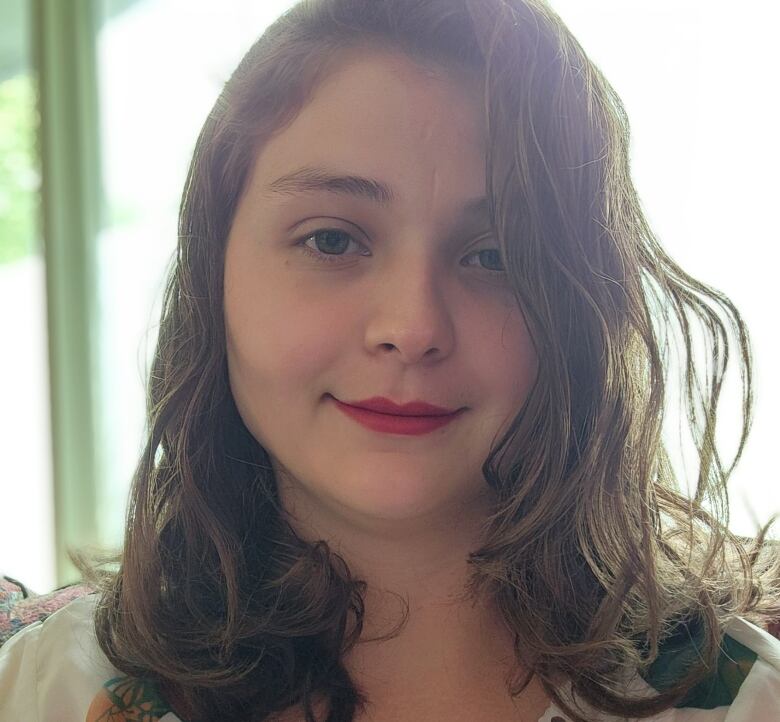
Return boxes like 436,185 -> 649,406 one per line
76,0 -> 780,720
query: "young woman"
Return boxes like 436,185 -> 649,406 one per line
2,0 -> 779,720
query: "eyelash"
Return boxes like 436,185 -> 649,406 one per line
295,228 -> 506,275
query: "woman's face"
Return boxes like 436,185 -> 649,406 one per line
224,47 -> 538,531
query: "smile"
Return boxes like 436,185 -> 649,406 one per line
330,397 -> 464,436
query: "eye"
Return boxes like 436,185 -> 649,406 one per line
462,247 -> 505,274
295,227 -> 506,276
297,228 -> 368,263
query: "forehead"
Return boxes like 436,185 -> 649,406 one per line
313,44 -> 484,107
250,46 -> 487,195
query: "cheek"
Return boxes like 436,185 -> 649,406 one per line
224,295 -> 334,449
224,273 -> 347,394
487,306 -> 538,401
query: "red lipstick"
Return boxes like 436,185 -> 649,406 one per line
342,397 -> 459,416
330,396 -> 465,436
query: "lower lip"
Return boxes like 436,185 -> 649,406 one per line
332,399 -> 463,435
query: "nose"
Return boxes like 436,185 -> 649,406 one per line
363,254 -> 456,364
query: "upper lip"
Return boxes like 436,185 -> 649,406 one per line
336,396 -> 462,417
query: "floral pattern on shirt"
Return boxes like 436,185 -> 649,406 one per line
86,675 -> 173,721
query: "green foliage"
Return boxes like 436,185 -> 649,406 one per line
0,73 -> 40,265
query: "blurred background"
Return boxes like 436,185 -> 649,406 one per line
0,0 -> 777,594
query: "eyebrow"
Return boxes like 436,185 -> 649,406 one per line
265,165 -> 491,227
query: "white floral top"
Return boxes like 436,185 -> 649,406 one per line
1,594 -> 779,721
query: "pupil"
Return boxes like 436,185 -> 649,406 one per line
480,249 -> 504,271
317,230 -> 348,254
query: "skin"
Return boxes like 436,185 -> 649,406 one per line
224,47 -> 549,720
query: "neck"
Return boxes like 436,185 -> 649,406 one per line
271,467 -> 555,719
275,471 -> 527,696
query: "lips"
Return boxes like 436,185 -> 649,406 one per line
331,396 -> 464,435
336,396 -> 460,417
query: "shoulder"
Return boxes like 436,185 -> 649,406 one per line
545,617 -> 780,721
0,593 -> 132,721
635,615 -> 780,721
0,574 -> 95,646
717,616 -> 780,720
85,676 -> 177,722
